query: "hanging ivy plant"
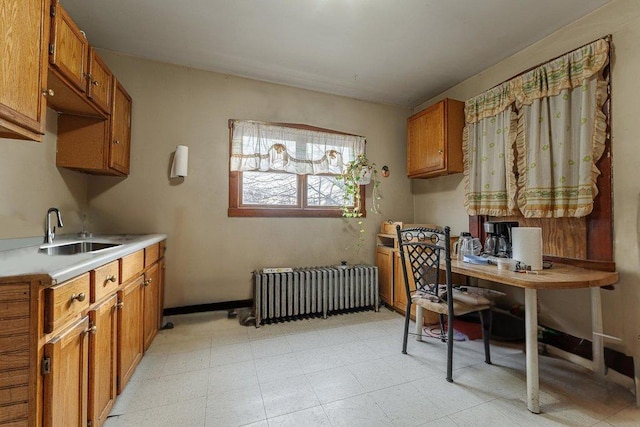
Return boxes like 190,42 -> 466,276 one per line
336,154 -> 382,252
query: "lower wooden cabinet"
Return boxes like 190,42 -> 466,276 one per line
375,246 -> 393,305
393,251 -> 416,317
42,316 -> 90,427
142,262 -> 160,352
117,276 -> 144,394
89,294 -> 118,427
0,239 -> 166,426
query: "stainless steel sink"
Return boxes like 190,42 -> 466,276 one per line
40,242 -> 122,256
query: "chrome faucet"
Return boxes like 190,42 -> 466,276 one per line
45,208 -> 63,244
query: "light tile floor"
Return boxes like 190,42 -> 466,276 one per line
105,308 -> 640,426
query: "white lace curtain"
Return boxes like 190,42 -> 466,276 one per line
229,120 -> 365,175
463,38 -> 609,218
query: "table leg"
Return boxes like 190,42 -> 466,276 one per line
525,288 -> 540,414
415,305 -> 423,341
590,287 -> 605,376
635,357 -> 640,408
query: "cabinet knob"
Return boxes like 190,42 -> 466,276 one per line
106,275 -> 117,283
85,325 -> 97,335
92,80 -> 100,86
42,89 -> 54,97
70,292 -> 86,302
438,149 -> 443,154
143,278 -> 153,286
114,140 -> 120,145
116,301 -> 125,309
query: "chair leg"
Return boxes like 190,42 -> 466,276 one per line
438,314 -> 446,343
446,312 -> 454,382
402,301 -> 411,354
415,305 -> 423,341
480,309 -> 492,365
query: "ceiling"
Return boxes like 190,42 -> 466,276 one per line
61,0 -> 610,108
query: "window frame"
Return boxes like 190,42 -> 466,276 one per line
228,121 -> 366,218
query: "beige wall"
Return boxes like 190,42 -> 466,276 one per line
0,109 -> 88,238
413,0 -> 640,356
87,52 -> 413,308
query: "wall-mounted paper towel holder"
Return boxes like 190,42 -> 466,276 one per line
170,145 -> 189,179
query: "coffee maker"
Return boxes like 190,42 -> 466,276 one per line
483,221 -> 518,258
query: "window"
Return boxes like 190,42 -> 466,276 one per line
228,120 -> 366,217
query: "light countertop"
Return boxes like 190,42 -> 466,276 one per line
0,234 -> 167,284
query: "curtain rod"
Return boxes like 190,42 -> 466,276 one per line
475,34 -> 612,97
228,119 -> 366,140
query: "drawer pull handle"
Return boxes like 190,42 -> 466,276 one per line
85,325 -> 97,335
116,301 -> 125,309
106,275 -> 117,283
70,292 -> 86,302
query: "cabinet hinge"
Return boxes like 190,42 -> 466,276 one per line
41,357 -> 51,375
50,5 -> 56,17
49,43 -> 55,55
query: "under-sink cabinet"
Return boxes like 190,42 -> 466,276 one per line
0,238 -> 166,427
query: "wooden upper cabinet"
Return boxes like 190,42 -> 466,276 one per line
47,0 -> 110,118
109,80 -> 132,175
0,0 -> 48,141
49,0 -> 88,92
406,98 -> 464,178
56,77 -> 132,176
87,48 -> 114,115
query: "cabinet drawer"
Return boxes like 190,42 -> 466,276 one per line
121,250 -> 144,283
91,261 -> 119,303
44,273 -> 90,334
144,243 -> 159,267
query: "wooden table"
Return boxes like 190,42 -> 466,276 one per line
447,260 -> 619,413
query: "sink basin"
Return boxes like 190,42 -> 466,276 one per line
40,242 -> 122,256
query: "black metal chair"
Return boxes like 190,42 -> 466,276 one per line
396,225 -> 492,382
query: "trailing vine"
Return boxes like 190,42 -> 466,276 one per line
336,154 -> 382,252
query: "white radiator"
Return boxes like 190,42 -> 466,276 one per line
254,266 -> 379,327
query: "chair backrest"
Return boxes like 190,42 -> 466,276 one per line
396,225 -> 452,301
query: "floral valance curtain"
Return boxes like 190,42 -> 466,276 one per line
229,120 -> 365,175
463,38 -> 609,218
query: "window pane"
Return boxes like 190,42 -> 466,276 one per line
306,175 -> 350,207
242,171 -> 297,205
